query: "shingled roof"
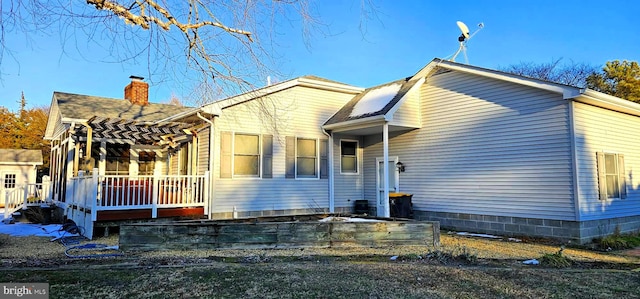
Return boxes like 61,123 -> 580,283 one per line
53,92 -> 196,123
324,77 -> 421,126
0,149 -> 43,165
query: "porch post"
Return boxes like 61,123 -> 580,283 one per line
203,171 -> 210,216
73,142 -> 80,176
42,175 -> 51,201
151,168 -> 159,218
90,168 -> 100,221
3,190 -> 8,220
98,141 -> 106,176
91,169 -> 99,222
382,122 -> 390,218
22,185 -> 28,210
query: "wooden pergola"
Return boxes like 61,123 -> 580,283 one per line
69,116 -> 197,176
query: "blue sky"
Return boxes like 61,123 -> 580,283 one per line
1,0 -> 638,111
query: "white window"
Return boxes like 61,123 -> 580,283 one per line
341,140 -> 358,174
285,136 -> 326,179
296,138 -> 317,178
597,152 -> 627,200
4,173 -> 16,189
234,133 -> 260,176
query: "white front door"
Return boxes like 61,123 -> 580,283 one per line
1,172 -> 18,206
376,157 -> 399,216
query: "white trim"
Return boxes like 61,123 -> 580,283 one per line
231,132 -> 262,179
375,155 -> 398,218
339,139 -> 359,175
206,77 -> 364,113
601,152 -> 625,201
0,162 -> 43,166
381,123 -> 390,217
413,59 -> 640,118
323,115 -> 386,131
295,137 -> 321,180
574,91 -> 640,117
412,59 -> 581,99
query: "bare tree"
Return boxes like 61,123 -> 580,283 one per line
1,0 -> 325,102
499,58 -> 597,87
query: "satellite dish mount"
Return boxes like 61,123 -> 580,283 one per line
451,21 -> 484,63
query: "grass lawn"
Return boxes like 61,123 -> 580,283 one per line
1,232 -> 639,299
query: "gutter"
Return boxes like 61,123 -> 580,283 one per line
322,115 -> 386,132
321,128 -> 335,213
197,112 -> 216,219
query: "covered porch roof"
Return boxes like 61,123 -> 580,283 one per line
322,77 -> 424,135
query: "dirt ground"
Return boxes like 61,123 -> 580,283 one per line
2,229 -> 640,299
1,229 -> 639,269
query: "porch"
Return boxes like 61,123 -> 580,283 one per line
64,169 -> 210,239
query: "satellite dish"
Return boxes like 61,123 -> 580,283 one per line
456,21 -> 470,39
450,21 -> 484,64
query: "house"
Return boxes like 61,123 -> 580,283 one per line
47,59 -> 640,243
0,149 -> 44,219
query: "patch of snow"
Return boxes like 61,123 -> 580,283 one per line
523,259 -> 540,265
508,237 -> 522,242
456,232 -> 502,239
0,222 -> 78,239
319,216 -> 384,223
350,83 -> 402,117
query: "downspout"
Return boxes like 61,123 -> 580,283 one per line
197,112 -> 216,219
322,128 -> 335,213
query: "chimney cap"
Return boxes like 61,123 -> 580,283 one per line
129,75 -> 145,81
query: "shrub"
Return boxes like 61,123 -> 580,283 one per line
599,234 -> 640,250
23,207 -> 46,223
540,247 -> 572,268
425,246 -> 478,264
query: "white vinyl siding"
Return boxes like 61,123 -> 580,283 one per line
389,84 -> 422,128
363,70 -> 575,220
573,102 -> 640,221
209,86 -> 355,214
197,127 -> 210,175
333,135 -> 365,209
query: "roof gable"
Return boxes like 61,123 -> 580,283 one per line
412,59 -> 582,99
202,75 -> 363,114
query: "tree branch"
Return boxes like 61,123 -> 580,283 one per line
86,0 -> 253,41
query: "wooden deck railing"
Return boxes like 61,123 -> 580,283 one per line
65,170 -> 210,220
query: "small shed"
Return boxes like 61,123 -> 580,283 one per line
0,149 -> 43,206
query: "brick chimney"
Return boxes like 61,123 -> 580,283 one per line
124,75 -> 149,106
